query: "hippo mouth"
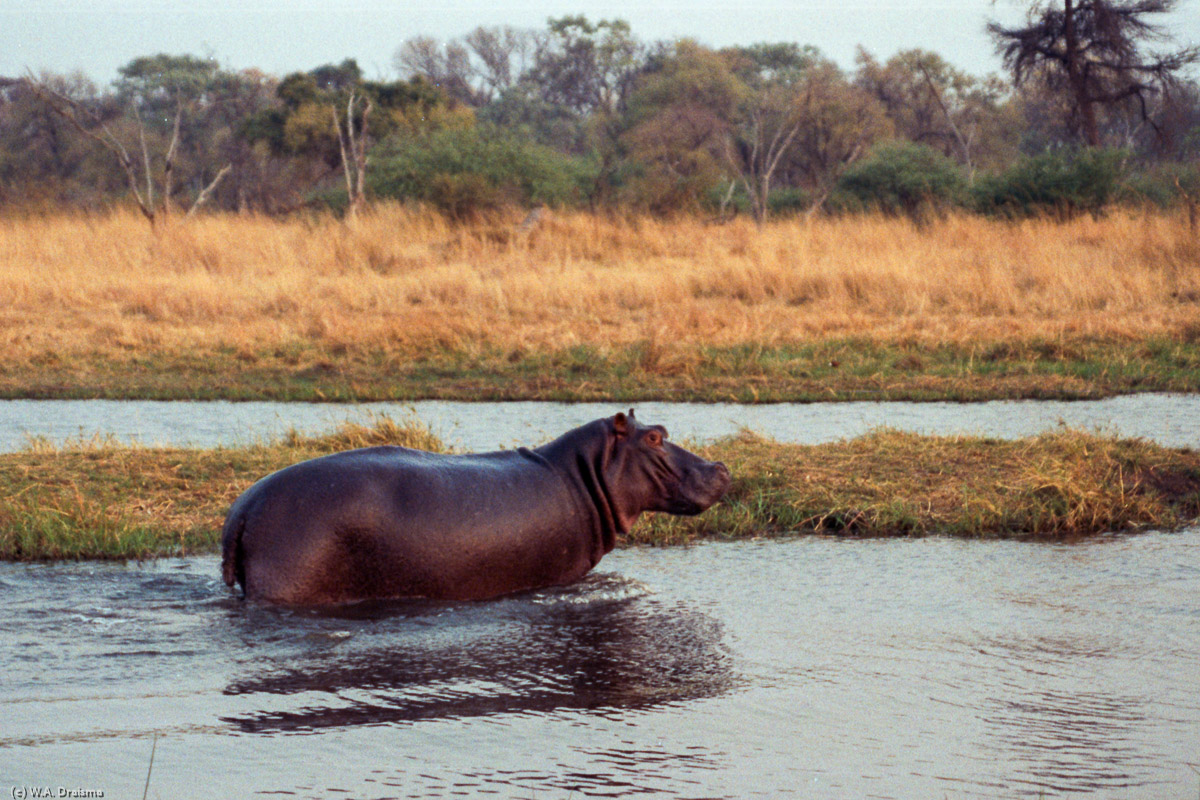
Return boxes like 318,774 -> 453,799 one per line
669,462 -> 731,515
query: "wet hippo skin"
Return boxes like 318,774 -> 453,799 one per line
221,411 -> 731,604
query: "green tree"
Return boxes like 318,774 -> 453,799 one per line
369,124 -> 592,217
971,147 -> 1128,217
619,41 -> 745,212
477,84 -> 585,152
115,53 -> 219,111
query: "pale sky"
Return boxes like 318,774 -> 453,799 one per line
4,0 -> 1199,85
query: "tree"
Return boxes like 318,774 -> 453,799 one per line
203,68 -> 289,212
620,41 -> 744,212
0,72 -> 121,208
719,44 -> 820,223
781,61 -> 893,216
724,78 -> 805,223
463,26 -> 539,100
526,16 -> 644,115
476,84 -> 584,152
837,141 -> 967,220
112,54 -> 232,218
855,48 -> 1017,176
522,16 -> 647,205
395,27 -> 541,106
242,60 -> 458,216
393,37 -> 479,105
721,49 -> 891,222
988,0 -> 1200,147
28,54 -> 234,225
369,124 -> 592,217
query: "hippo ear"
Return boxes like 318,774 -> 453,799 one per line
613,412 -> 630,438
628,408 -> 637,421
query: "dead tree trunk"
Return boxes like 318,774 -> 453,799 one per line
333,90 -> 373,220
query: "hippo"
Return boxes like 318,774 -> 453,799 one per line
221,411 -> 730,604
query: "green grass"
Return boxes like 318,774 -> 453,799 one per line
2,336 -> 1199,402
3,417 -> 1200,561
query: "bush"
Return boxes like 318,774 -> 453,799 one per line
1117,162 -> 1200,209
836,141 -> 967,219
767,186 -> 813,216
426,173 -> 506,220
369,124 -> 596,217
972,148 -> 1127,218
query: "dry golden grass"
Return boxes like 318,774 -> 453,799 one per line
2,204 -> 1198,370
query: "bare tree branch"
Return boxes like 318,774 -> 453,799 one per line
919,63 -> 974,177
186,164 -> 233,217
27,76 -> 156,222
162,102 -> 184,217
135,104 -> 154,212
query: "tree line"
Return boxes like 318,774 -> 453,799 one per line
3,0 -> 1198,224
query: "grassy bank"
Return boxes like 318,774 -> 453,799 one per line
2,207 -> 1199,401
4,337 -> 1200,402
3,418 -> 1198,561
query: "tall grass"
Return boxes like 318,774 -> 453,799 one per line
2,205 -> 1198,370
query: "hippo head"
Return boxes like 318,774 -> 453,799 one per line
605,410 -> 731,529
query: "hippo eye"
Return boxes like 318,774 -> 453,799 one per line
645,430 -> 663,447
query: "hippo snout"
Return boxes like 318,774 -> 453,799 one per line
707,461 -> 732,498
675,460 -> 731,514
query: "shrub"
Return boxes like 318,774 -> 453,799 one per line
368,124 -> 596,217
971,148 -> 1127,218
836,141 -> 967,219
767,186 -> 813,216
1117,162 -> 1200,209
426,173 -> 507,220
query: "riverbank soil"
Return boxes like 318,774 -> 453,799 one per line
3,419 -> 1199,560
2,208 -> 1198,402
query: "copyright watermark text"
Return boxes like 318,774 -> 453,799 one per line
11,789 -> 104,799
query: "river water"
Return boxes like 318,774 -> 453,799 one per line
2,534 -> 1199,799
2,396 -> 1200,797
3,393 -> 1200,452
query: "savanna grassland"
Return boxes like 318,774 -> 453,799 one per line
3,205 -> 1199,402
4,418 -> 1200,560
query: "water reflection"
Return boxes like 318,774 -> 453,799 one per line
222,576 -> 734,733
978,633 -> 1156,795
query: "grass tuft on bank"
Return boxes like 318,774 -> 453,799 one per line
636,427 -> 1200,544
3,418 -> 1199,561
0,416 -> 443,561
